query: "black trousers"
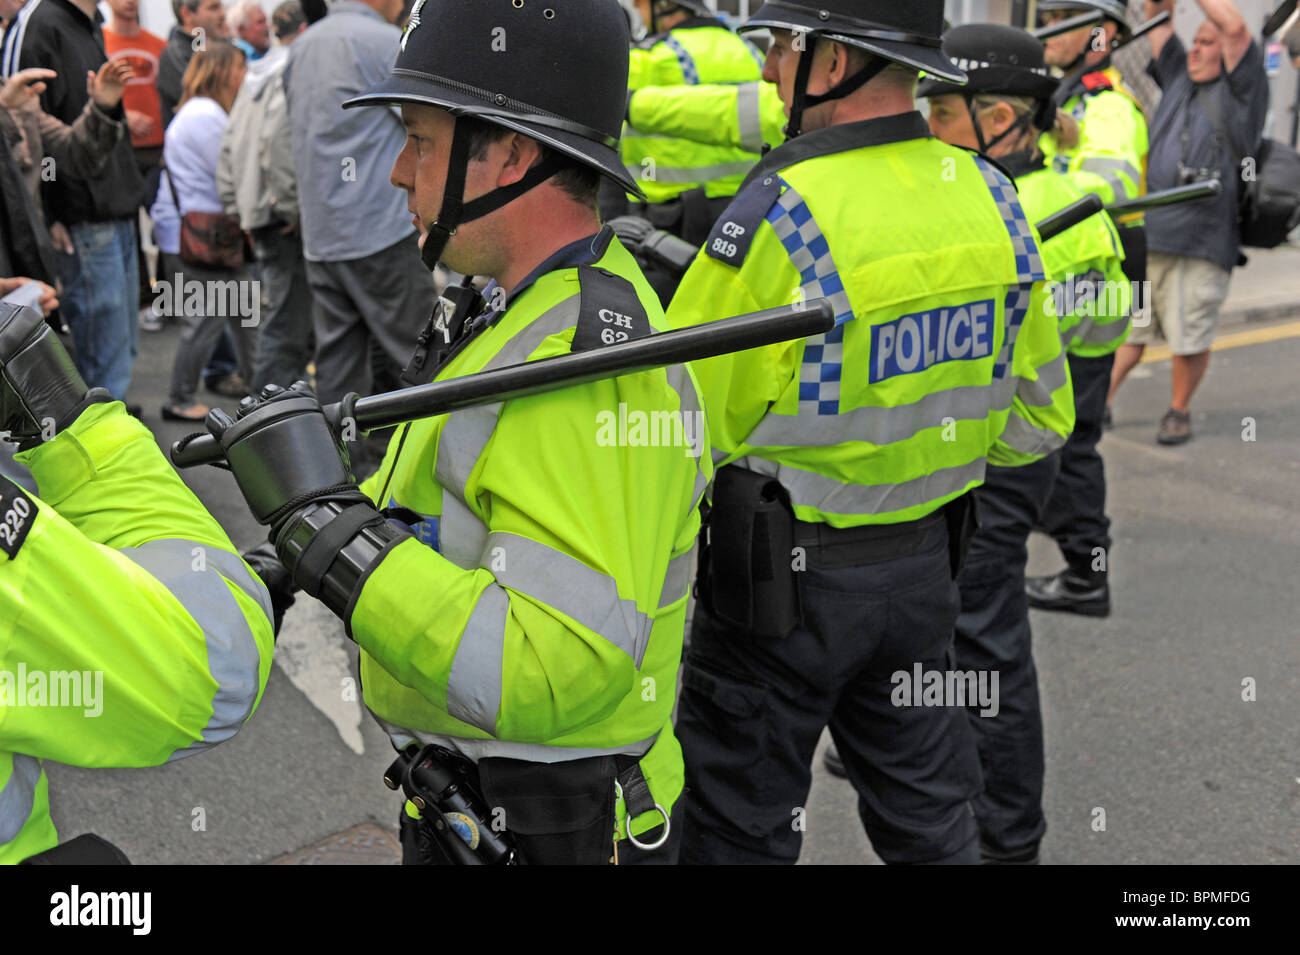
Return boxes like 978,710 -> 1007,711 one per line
1040,352 -> 1115,581
676,520 -> 982,865
954,457 -> 1060,857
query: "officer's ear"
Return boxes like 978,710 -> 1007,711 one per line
494,132 -> 544,189
987,101 -> 1019,139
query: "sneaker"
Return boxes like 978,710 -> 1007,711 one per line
138,307 -> 163,332
206,373 -> 250,399
1026,570 -> 1111,617
1156,407 -> 1192,445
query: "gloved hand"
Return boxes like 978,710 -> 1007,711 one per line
207,381 -> 411,620
607,216 -> 700,276
241,540 -> 297,639
0,302 -> 109,448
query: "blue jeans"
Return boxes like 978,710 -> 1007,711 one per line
59,220 -> 140,400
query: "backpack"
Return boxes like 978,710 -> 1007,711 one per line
1194,86 -> 1300,249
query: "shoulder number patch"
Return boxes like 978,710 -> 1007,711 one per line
571,265 -> 654,353
0,477 -> 36,559
704,173 -> 784,267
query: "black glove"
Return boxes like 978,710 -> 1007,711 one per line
207,382 -> 411,622
606,216 -> 700,277
0,302 -> 109,449
241,540 -> 297,639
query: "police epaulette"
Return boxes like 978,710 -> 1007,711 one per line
570,264 -> 654,353
702,173 -> 784,268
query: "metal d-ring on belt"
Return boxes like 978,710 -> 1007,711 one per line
615,764 -> 670,851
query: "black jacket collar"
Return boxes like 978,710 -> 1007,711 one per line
998,150 -> 1047,180
740,111 -> 932,192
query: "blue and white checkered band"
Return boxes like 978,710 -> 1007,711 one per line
993,283 -> 1035,381
663,34 -> 700,85
764,179 -> 856,417
952,57 -> 1051,76
972,155 -> 1047,284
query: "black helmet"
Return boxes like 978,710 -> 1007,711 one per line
919,24 -> 1061,155
343,0 -> 638,268
737,0 -> 963,138
1037,1 -> 1134,40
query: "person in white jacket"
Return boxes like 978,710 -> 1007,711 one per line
156,43 -> 257,422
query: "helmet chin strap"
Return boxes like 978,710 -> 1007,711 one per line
786,35 -> 889,139
420,117 -> 567,271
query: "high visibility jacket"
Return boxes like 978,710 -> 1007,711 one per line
0,403 -> 274,864
667,112 -> 1075,528
1041,64 -> 1149,216
354,227 -> 710,842
1012,158 -> 1131,357
624,18 -> 766,204
628,78 -> 787,156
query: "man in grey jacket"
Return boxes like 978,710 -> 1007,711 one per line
283,0 -> 431,471
217,0 -> 311,393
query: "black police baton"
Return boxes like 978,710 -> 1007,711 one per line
170,300 -> 836,469
1034,180 -> 1223,242
1032,10 -> 1105,40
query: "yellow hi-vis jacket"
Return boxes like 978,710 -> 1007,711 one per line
667,112 -> 1075,528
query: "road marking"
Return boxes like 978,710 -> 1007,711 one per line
274,600 -> 366,755
1140,319 -> 1300,363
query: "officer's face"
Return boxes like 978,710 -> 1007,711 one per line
1187,22 -> 1224,83
926,94 -> 980,151
392,103 -> 520,276
1040,10 -> 1114,69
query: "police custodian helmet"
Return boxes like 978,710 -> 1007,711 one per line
344,0 -> 641,268
1036,0 -> 1135,39
736,0 -> 964,137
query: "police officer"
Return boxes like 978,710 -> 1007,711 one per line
609,1 -> 768,303
1029,0 -> 1149,616
205,0 -> 708,865
0,302 -> 274,863
666,0 -> 1073,865
921,23 -> 1130,864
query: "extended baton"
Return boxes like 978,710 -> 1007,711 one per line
1033,10 -> 1170,46
1035,194 -> 1104,242
1034,180 -> 1222,242
170,299 -> 836,469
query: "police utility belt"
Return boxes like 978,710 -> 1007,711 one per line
697,465 -> 979,639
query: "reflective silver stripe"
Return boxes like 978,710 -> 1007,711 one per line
0,445 -> 37,494
1074,314 -> 1130,346
1016,350 -> 1070,409
658,549 -> 694,610
373,715 -> 661,764
485,532 -> 649,664
0,754 -> 40,843
439,491 -> 489,570
736,81 -> 764,153
999,410 -> 1066,457
116,539 -> 268,761
624,159 -> 756,185
445,584 -> 509,734
1078,158 -> 1139,201
749,383 -> 995,450
742,455 -> 987,518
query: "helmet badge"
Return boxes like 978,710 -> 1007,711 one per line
401,0 -> 426,52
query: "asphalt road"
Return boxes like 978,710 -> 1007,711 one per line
43,314 -> 1300,864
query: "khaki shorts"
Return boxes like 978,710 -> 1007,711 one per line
1129,252 -> 1231,355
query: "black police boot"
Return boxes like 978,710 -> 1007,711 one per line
1025,570 -> 1110,617
823,744 -> 848,779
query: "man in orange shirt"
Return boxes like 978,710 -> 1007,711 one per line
102,0 -> 166,318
